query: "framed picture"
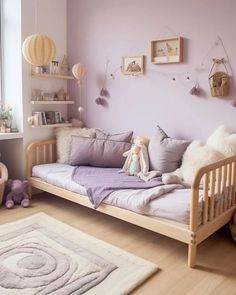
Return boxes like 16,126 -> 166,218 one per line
122,55 -> 144,75
150,36 -> 183,64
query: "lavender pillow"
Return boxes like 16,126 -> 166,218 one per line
148,126 -> 190,173
95,129 -> 133,143
69,136 -> 132,168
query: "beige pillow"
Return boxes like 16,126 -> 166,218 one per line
55,127 -> 96,163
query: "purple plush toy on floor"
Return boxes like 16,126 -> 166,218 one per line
5,179 -> 30,209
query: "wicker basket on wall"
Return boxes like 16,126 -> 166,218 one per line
209,58 -> 229,97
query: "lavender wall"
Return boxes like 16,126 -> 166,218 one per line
67,0 -> 236,140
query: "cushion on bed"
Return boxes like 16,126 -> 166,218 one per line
207,125 -> 236,157
95,129 -> 133,142
69,136 -> 132,168
148,126 -> 190,173
55,127 -> 96,164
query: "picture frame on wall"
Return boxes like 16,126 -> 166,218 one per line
122,55 -> 144,75
150,36 -> 183,64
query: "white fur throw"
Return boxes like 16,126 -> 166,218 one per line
207,125 -> 236,157
163,125 -> 236,186
162,141 -> 225,186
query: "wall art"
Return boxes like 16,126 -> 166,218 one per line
150,36 -> 183,64
122,55 -> 144,75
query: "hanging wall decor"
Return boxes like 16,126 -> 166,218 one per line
122,55 -> 144,75
208,58 -> 229,97
72,63 -> 86,87
22,34 -> 56,66
150,36 -> 183,64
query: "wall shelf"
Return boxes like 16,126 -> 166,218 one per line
31,73 -> 74,80
0,133 -> 23,140
30,123 -> 72,128
30,100 -> 75,105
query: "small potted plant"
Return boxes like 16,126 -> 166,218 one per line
0,105 -> 13,133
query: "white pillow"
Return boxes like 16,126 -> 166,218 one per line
207,125 -> 236,157
180,141 -> 225,185
55,127 -> 96,164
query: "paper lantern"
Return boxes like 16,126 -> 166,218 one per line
72,63 -> 86,86
22,34 -> 56,66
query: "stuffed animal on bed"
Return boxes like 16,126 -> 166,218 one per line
5,179 -> 30,209
122,136 -> 149,176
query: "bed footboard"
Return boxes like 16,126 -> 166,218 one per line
189,156 -> 236,266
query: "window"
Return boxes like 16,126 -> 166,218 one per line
0,0 -> 3,104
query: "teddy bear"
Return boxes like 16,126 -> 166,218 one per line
5,179 -> 30,209
122,136 -> 149,176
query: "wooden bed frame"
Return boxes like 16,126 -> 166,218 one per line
26,139 -> 236,267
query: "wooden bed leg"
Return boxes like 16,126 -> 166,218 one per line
188,244 -> 197,268
28,185 -> 32,199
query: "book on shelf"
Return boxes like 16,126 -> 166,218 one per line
32,111 -> 63,126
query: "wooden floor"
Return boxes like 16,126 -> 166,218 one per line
0,194 -> 236,295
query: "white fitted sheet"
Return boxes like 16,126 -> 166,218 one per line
33,163 -> 197,224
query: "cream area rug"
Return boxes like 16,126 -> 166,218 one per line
0,213 -> 158,295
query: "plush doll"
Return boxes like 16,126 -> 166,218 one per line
122,136 -> 149,176
5,179 -> 30,209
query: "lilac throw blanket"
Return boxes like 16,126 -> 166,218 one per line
72,166 -> 163,208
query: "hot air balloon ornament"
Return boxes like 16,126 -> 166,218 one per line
72,63 -> 86,87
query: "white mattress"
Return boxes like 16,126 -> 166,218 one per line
32,163 -> 197,225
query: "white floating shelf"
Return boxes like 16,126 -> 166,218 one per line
31,73 -> 74,80
30,123 -> 72,128
0,132 -> 23,140
30,100 -> 75,105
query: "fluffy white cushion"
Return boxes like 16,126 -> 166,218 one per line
207,125 -> 236,157
163,141 -> 225,186
180,141 -> 225,185
55,127 -> 96,164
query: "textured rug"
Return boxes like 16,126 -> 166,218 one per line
0,213 -> 158,295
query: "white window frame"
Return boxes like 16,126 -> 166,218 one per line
0,0 -> 3,104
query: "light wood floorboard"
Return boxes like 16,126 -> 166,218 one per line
0,193 -> 235,295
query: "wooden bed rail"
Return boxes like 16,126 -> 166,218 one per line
190,156 -> 236,231
26,139 -> 57,179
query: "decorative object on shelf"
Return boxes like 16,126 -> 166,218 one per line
50,60 -> 60,74
209,58 -> 229,97
71,118 -> 83,128
27,116 -> 35,126
150,36 -> 183,64
122,55 -> 144,75
56,88 -> 66,101
31,89 -> 42,101
60,55 -> 70,75
0,105 -> 13,133
72,63 -> 86,87
22,34 -> 56,66
5,179 -> 30,209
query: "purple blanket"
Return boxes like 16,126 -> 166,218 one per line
72,166 -> 163,208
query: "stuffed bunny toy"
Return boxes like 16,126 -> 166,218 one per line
122,136 -> 149,176
5,179 -> 30,209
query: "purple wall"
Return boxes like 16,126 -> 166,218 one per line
67,0 -> 236,140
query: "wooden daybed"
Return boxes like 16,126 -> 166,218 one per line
26,139 -> 236,268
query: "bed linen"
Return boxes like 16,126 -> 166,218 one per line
32,163 -> 199,224
72,166 -> 164,208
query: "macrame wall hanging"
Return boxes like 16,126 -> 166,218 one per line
208,58 -> 229,97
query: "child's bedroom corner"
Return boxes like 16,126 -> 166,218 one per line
0,0 -> 236,294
